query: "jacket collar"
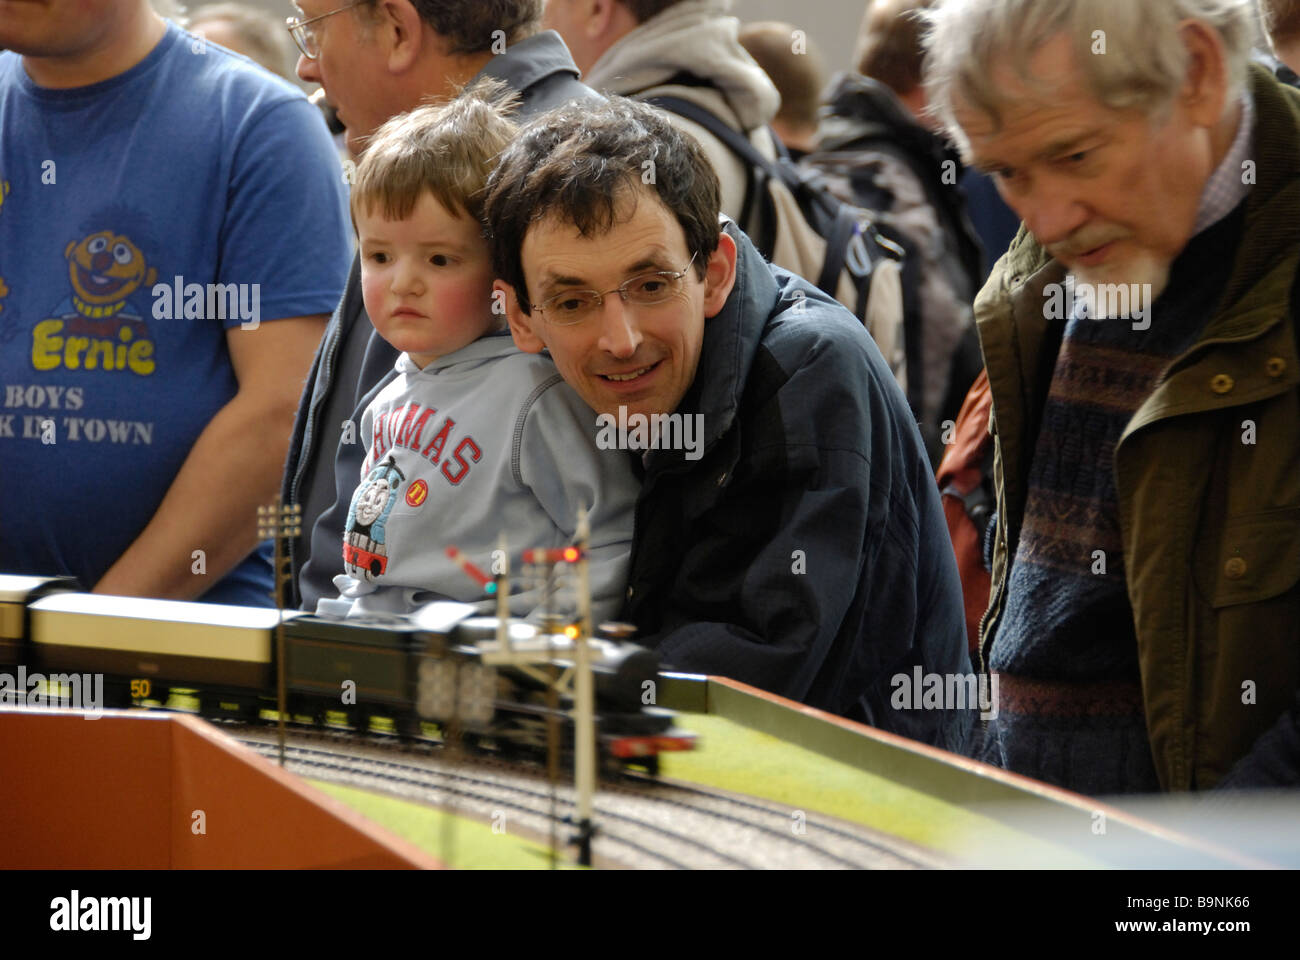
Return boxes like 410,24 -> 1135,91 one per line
468,30 -> 581,94
1195,69 -> 1300,343
1127,69 -> 1300,433
644,218 -> 772,474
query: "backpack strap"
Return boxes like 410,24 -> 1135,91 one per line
817,206 -> 859,299
647,95 -> 772,170
647,94 -> 783,258
651,94 -> 846,297
872,220 -> 926,417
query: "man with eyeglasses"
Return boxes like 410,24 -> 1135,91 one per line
484,98 -> 973,745
0,0 -> 351,604
281,0 -> 601,611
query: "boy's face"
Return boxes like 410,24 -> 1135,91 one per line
358,191 -> 498,369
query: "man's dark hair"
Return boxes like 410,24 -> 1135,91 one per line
400,0 -> 542,55
620,0 -> 684,24
484,96 -> 721,314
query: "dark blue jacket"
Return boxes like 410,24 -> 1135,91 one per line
625,221 -> 973,750
283,31 -> 600,610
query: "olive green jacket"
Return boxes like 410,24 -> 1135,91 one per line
975,66 -> 1300,790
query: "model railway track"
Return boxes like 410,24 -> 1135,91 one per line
240,738 -> 719,869
228,727 -> 941,869
613,769 -> 949,870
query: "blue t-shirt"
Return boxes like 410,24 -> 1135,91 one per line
0,22 -> 352,605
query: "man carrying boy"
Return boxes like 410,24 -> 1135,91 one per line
484,98 -> 972,746
317,88 -> 637,623
283,0 -> 601,611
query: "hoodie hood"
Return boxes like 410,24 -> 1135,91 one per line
817,72 -> 959,180
394,329 -> 519,377
584,0 -> 779,131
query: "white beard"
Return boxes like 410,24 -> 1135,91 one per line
1069,247 -> 1172,319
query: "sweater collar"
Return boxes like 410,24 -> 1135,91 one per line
1193,91 -> 1255,237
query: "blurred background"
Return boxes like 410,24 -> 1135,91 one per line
152,0 -> 864,91
155,0 -> 1275,98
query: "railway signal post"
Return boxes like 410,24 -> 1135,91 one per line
257,498 -> 301,767
571,506 -> 596,867
456,509 -> 599,867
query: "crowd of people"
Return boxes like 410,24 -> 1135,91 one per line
2,0 -> 1297,795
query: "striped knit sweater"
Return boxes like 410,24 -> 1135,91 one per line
978,202 -> 1247,795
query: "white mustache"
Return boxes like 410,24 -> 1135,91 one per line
1048,227 -> 1131,260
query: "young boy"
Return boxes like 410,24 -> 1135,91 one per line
316,87 -> 638,623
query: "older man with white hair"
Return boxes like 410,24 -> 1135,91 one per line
924,0 -> 1300,792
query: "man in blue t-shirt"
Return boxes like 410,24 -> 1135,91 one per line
0,1 -> 352,606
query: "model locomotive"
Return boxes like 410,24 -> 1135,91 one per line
0,574 -> 695,775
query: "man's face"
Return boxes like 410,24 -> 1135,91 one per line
358,190 -> 499,369
294,0 -> 401,156
957,32 -> 1223,300
504,186 -> 732,420
0,0 -> 117,56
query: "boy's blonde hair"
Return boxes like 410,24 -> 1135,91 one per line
351,78 -> 520,230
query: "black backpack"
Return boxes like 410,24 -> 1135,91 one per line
647,94 -> 919,396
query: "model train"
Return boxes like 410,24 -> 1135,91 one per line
0,574 -> 695,775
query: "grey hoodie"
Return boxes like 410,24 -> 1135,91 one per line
284,32 -> 601,612
583,0 -> 781,222
317,333 -> 637,625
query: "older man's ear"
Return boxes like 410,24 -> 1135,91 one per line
703,231 -> 738,319
495,279 -> 546,353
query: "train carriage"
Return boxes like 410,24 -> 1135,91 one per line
1,576 -> 695,772
0,575 -> 78,671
